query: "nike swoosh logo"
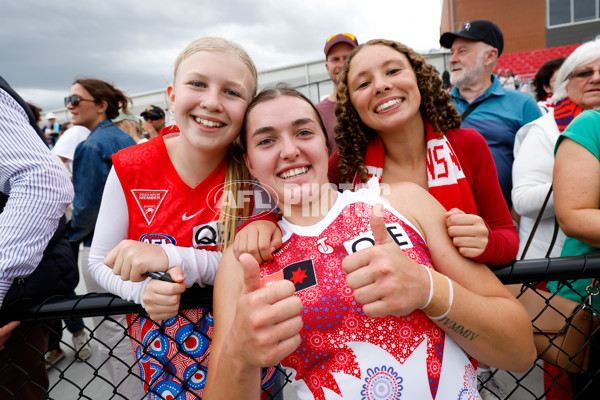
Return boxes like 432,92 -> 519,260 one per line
182,210 -> 202,221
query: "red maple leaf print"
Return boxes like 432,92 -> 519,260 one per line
290,268 -> 308,285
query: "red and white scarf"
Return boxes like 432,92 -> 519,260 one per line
352,121 -> 478,214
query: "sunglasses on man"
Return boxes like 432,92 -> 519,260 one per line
326,33 -> 358,46
64,95 -> 95,107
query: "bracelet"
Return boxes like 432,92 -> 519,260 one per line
422,272 -> 454,319
419,266 -> 434,310
430,277 -> 454,320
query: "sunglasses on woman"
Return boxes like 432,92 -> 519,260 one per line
568,68 -> 600,80
64,95 -> 95,107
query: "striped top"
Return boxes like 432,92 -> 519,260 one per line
0,88 -> 73,308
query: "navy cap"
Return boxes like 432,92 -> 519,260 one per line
440,20 -> 504,56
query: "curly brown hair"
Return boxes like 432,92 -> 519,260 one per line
335,39 -> 461,184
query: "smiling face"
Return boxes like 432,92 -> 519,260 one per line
244,95 -> 330,212
66,83 -> 104,130
566,58 -> 600,110
347,44 -> 422,136
326,42 -> 355,85
167,50 -> 255,155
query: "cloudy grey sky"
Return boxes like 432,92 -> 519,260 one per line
2,0 -> 443,112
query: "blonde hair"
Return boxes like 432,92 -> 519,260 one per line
174,37 -> 258,248
174,37 -> 258,94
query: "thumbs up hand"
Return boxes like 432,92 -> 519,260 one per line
232,253 -> 303,367
342,204 -> 430,317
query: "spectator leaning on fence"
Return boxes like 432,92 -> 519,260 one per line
203,86 -> 536,399
0,75 -> 77,400
89,37 -> 281,399
512,40 -> 600,261
551,43 -> 600,397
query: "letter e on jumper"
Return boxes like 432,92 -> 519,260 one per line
343,223 -> 413,254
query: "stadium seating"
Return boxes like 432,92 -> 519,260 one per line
495,43 -> 582,79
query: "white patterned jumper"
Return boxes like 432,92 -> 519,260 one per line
259,184 -> 480,400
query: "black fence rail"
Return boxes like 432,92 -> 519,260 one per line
1,255 -> 600,399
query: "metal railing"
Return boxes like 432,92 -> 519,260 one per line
1,255 -> 600,399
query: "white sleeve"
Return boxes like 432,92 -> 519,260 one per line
511,122 -> 555,219
160,244 -> 221,286
0,90 -> 74,306
88,168 -> 150,306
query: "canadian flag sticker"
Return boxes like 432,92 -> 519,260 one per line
131,189 -> 168,225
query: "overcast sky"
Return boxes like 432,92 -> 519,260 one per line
2,0 -> 443,112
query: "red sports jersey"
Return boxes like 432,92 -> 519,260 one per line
113,136 -> 278,399
114,135 -> 225,250
260,184 -> 480,400
113,135 -> 225,399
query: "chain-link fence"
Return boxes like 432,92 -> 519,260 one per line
1,255 -> 600,399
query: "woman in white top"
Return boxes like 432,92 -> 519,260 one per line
512,39 -> 600,259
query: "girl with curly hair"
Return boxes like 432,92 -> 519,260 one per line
330,39 -> 518,266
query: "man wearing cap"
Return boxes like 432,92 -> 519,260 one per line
42,112 -> 61,149
440,20 -> 540,210
140,104 -> 165,139
114,111 -> 145,143
316,33 -> 358,155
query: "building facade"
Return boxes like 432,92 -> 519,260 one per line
441,0 -> 600,52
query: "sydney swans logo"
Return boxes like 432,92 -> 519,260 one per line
206,180 -> 278,219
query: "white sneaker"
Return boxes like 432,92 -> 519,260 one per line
72,332 -> 92,361
478,370 -> 506,400
45,348 -> 66,369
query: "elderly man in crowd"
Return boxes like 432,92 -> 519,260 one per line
440,20 -> 541,210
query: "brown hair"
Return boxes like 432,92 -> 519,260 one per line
73,78 -> 131,120
533,57 -> 565,101
335,39 -> 462,184
241,84 -> 328,153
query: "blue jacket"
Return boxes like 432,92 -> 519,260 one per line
450,75 -> 541,208
69,119 -> 136,245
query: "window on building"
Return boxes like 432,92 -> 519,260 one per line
549,0 -> 571,25
574,0 -> 596,21
548,0 -> 599,26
